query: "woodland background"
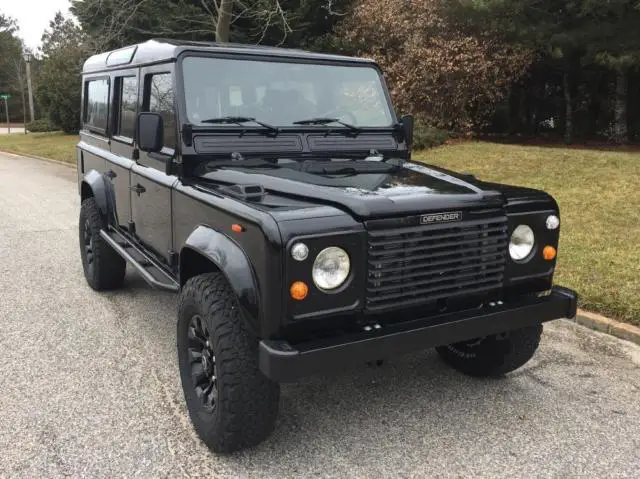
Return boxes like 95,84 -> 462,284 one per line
1,0 -> 640,145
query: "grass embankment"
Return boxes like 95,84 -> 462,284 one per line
416,142 -> 640,325
0,132 -> 78,164
1,133 -> 637,324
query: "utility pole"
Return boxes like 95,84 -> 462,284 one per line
23,53 -> 35,122
21,85 -> 26,134
2,95 -> 10,134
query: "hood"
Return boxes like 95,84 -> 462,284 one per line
196,160 -> 505,219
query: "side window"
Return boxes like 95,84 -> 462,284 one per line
115,76 -> 137,140
145,73 -> 175,149
84,78 -> 109,133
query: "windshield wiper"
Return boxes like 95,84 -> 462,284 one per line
200,116 -> 279,134
293,117 -> 360,133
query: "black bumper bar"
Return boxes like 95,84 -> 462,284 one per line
259,286 -> 577,381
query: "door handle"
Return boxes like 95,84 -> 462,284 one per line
130,183 -> 146,196
105,169 -> 117,179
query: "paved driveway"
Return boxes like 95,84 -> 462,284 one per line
0,151 -> 638,478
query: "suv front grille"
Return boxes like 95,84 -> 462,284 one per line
366,216 -> 508,312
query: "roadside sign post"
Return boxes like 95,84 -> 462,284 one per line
0,94 -> 11,134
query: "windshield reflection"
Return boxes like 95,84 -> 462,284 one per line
182,57 -> 394,127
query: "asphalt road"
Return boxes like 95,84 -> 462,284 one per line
1,151 -> 639,478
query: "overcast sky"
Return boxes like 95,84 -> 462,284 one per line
3,0 -> 72,50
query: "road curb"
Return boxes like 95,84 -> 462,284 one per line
0,149 -> 76,169
574,309 -> 640,345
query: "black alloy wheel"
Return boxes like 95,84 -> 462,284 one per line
188,314 -> 218,412
82,218 -> 95,276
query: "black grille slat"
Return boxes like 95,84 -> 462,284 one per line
365,283 -> 502,312
366,214 -> 508,311
368,217 -> 506,237
368,242 -> 507,266
368,251 -> 505,276
366,275 -> 503,302
368,225 -> 507,247
370,261 -> 505,285
368,266 -> 505,293
368,235 -> 506,257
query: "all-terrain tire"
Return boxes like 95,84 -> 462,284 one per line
177,272 -> 280,453
79,197 -> 126,291
435,325 -> 543,377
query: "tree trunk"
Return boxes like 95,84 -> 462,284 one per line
216,0 -> 233,43
563,70 -> 573,144
614,68 -> 629,144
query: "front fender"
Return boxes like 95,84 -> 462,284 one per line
180,225 -> 260,334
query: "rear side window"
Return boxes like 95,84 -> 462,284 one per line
84,78 -> 109,132
115,76 -> 137,139
145,73 -> 175,149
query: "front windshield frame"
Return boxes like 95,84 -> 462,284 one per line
176,52 -> 398,130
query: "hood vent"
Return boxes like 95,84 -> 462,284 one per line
219,184 -> 266,202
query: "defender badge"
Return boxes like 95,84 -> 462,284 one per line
420,211 -> 462,225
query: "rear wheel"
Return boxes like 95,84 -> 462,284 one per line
436,325 -> 543,377
177,272 -> 280,453
79,198 -> 126,291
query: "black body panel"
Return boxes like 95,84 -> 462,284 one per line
196,160 -> 505,220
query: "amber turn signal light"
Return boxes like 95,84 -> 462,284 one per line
231,224 -> 245,233
290,281 -> 308,300
543,246 -> 557,261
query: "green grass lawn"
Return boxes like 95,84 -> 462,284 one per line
1,134 -> 637,324
0,132 -> 78,164
416,142 -> 640,325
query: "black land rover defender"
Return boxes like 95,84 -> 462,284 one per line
78,39 -> 577,453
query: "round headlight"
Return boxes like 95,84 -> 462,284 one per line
546,215 -> 560,230
509,225 -> 535,261
312,247 -> 350,290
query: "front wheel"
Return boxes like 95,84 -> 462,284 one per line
177,273 -> 280,453
436,325 -> 543,377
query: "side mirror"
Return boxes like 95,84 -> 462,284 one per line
137,112 -> 164,152
400,114 -> 414,149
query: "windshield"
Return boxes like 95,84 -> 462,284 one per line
181,56 -> 394,127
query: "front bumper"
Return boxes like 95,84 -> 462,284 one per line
259,286 -> 577,381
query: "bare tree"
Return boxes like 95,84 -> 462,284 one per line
216,0 -> 233,42
73,0 -> 340,48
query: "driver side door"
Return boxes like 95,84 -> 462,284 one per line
130,66 -> 178,264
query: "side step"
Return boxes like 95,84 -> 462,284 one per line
100,229 -> 180,292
